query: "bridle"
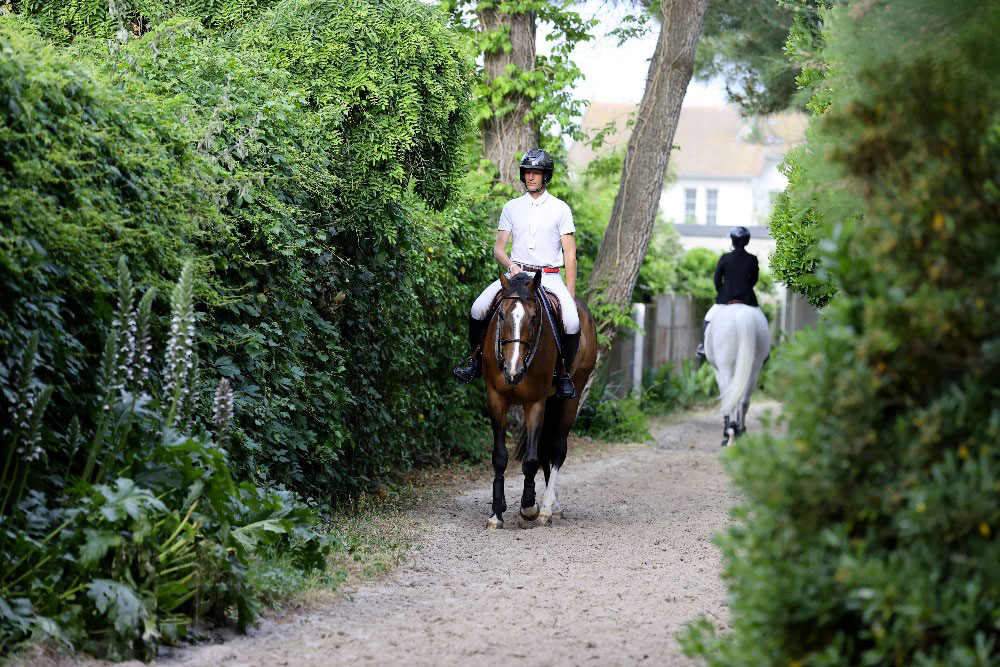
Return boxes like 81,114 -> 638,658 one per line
496,293 -> 543,374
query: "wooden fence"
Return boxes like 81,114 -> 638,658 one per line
603,289 -> 820,398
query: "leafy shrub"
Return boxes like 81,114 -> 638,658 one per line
767,146 -> 841,308
682,1 -> 1000,663
1,262 -> 328,659
0,19 -> 217,449
4,0 -> 490,506
766,2 -> 851,309
640,360 -> 717,416
16,0 -> 292,42
576,387 -> 651,443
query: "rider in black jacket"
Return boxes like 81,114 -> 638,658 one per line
696,226 -> 759,359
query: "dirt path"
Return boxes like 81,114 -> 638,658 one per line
146,402 -> 778,666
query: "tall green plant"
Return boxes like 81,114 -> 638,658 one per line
682,1 -> 1000,663
1,259 -> 327,659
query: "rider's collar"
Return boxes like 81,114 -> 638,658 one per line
526,190 -> 549,206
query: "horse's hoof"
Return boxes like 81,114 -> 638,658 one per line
519,505 -> 539,521
486,517 -> 504,530
538,512 -> 552,525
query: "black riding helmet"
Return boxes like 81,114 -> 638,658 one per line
730,226 -> 750,248
519,149 -> 555,185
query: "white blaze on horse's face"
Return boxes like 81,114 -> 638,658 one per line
504,301 -> 528,382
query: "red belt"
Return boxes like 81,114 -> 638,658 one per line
517,264 -> 560,273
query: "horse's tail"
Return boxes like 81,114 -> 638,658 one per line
720,306 -> 756,418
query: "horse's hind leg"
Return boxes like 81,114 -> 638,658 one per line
486,391 -> 508,529
539,432 -> 567,524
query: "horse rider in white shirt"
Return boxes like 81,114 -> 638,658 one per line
452,149 -> 581,399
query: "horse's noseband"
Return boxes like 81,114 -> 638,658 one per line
496,294 -> 543,374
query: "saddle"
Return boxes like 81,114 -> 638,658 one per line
487,288 -> 564,333
488,287 -> 570,380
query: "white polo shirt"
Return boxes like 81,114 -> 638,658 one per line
497,191 -> 575,267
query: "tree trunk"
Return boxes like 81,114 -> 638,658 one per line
582,0 -> 709,404
478,4 -> 540,189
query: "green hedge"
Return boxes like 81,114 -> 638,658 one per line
3,0 -> 493,504
683,0 -> 1000,663
0,17 -> 217,431
2,0 -> 497,655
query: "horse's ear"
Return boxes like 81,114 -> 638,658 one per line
500,271 -> 511,291
530,270 -> 542,292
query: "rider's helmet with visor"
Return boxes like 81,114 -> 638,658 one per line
519,149 -> 555,186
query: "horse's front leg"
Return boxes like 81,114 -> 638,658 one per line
486,390 -> 508,529
519,456 -> 540,521
518,400 -> 545,521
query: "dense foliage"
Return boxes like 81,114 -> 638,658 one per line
765,1 -> 848,308
2,260 -> 328,659
2,0 -> 491,656
693,0 -> 839,115
683,0 -> 1000,662
4,0 -> 487,506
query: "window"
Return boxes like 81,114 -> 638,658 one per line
684,188 -> 696,224
706,189 -> 718,225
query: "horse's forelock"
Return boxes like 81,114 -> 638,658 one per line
505,273 -> 536,301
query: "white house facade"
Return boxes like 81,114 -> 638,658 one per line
568,101 -> 819,337
567,103 -> 807,271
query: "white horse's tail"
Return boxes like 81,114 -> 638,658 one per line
720,307 -> 756,418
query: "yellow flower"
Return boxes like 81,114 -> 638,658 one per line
979,522 -> 990,537
933,213 -> 945,231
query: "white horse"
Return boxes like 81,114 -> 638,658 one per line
704,304 -> 770,447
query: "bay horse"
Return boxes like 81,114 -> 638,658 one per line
481,271 -> 597,529
704,303 -> 770,447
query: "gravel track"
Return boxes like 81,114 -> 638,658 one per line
120,402 -> 777,666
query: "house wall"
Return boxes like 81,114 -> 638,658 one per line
751,156 -> 788,223
660,177 -> 753,227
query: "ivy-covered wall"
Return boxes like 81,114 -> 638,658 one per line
2,0 -> 497,505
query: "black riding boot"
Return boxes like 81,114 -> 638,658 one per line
695,319 -> 709,360
555,331 -> 581,399
452,316 -> 489,383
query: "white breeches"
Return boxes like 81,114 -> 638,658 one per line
471,272 -> 580,334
